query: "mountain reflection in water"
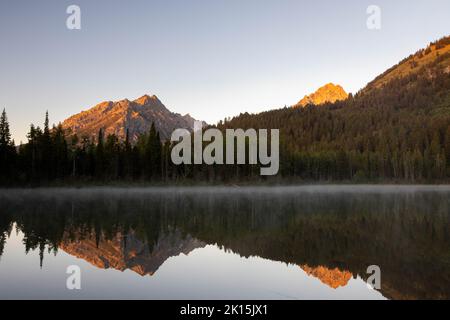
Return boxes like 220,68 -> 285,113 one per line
0,186 -> 449,299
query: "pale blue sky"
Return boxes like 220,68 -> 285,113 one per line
1,0 -> 449,142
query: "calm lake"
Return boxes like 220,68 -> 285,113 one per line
0,185 -> 449,300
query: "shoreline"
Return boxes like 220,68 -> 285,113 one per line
1,177 -> 450,189
2,184 -> 450,193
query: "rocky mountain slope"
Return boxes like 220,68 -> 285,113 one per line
364,36 -> 450,92
294,83 -> 348,107
62,94 -> 200,142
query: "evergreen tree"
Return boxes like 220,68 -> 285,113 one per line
0,109 -> 15,183
39,111 -> 52,180
96,128 -> 105,179
52,124 -> 68,179
445,126 -> 450,174
0,108 -> 12,146
144,123 -> 162,180
123,129 -> 132,178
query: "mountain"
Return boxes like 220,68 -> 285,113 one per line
60,229 -> 205,276
300,265 -> 353,289
364,37 -> 450,92
294,83 -> 348,107
219,35 -> 450,181
62,94 -> 201,142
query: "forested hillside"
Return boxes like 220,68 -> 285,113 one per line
219,36 -> 450,181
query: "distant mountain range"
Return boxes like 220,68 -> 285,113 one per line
62,94 -> 202,142
61,83 -> 350,142
60,36 -> 450,144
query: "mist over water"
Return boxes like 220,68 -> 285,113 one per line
3,184 -> 450,199
0,185 -> 449,299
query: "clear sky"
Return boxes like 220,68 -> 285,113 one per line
1,0 -> 449,143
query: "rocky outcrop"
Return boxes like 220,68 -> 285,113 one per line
62,94 -> 203,142
294,83 -> 348,107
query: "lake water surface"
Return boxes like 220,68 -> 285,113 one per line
0,185 -> 449,299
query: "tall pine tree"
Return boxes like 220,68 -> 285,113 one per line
0,109 -> 15,183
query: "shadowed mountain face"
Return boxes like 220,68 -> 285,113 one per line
294,83 -> 348,107
62,94 -> 200,142
0,186 -> 449,299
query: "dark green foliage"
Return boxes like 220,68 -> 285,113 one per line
0,109 -> 16,184
0,111 -> 169,185
216,51 -> 450,182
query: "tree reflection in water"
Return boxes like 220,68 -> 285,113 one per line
0,186 -> 449,299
